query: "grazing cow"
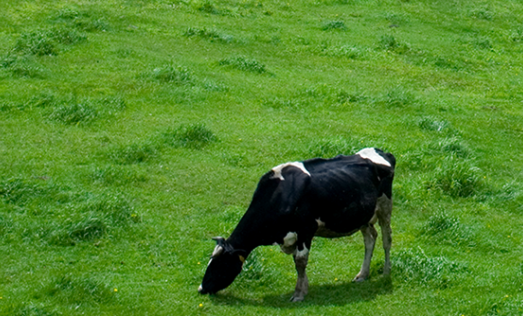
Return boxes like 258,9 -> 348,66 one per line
198,148 -> 396,302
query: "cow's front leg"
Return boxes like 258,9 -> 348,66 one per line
353,224 -> 377,282
290,242 -> 310,302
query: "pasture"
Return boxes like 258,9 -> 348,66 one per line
1,0 -> 523,315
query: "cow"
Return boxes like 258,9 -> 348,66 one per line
198,147 -> 396,302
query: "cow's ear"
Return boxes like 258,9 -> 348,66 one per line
231,249 -> 248,264
212,236 -> 226,246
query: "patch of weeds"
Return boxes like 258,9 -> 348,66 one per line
4,59 -> 47,79
86,198 -> 139,226
24,91 -> 58,108
378,35 -> 410,53
336,91 -> 365,104
49,26 -> 87,45
196,1 -> 221,14
0,178 -> 47,206
95,96 -> 126,113
417,116 -> 450,132
14,30 -> 58,56
14,27 -> 86,56
385,13 -> 409,26
68,217 -> 107,241
52,8 -> 111,32
471,8 -> 494,21
321,20 -> 347,31
393,248 -> 468,288
90,165 -> 147,186
0,214 -> 13,236
219,56 -> 266,74
202,79 -> 228,92
262,97 -> 303,110
420,212 -> 475,247
431,137 -> 471,158
307,136 -> 358,158
234,249 -> 279,289
7,304 -> 54,316
162,124 -> 217,149
183,27 -> 233,43
432,56 -> 466,71
382,88 -> 415,107
510,29 -> 523,43
152,65 -> 192,84
428,157 -> 483,198
110,142 -> 158,164
42,275 -> 113,304
48,103 -> 98,125
313,44 -> 361,59
474,37 -> 492,50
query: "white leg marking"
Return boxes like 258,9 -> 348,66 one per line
353,225 -> 377,282
291,243 -> 309,302
356,148 -> 391,167
376,194 -> 393,275
271,162 -> 311,180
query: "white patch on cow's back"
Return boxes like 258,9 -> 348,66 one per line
271,162 -> 311,180
283,232 -> 298,247
356,148 -> 391,167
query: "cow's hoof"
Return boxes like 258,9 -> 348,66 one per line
352,276 -> 366,283
290,294 -> 305,302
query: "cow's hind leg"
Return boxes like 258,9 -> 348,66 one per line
353,223 -> 378,282
376,194 -> 393,275
290,242 -> 310,302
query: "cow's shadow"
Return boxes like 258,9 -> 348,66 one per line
211,276 -> 393,308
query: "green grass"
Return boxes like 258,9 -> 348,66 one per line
1,0 -> 523,315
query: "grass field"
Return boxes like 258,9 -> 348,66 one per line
1,0 -> 523,315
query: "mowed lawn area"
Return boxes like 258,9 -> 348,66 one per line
1,0 -> 523,315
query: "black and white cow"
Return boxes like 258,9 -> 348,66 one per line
198,148 -> 396,301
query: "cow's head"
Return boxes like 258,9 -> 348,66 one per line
198,237 -> 246,295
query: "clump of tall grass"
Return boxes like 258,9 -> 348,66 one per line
471,8 -> 494,21
52,8 -> 111,32
48,103 -> 98,124
14,27 -> 86,56
313,44 -> 361,59
162,124 -> 217,149
42,275 -> 114,304
418,116 -> 450,132
219,56 -> 266,74
234,249 -> 279,290
382,88 -> 415,107
307,136 -> 359,158
432,137 -> 471,158
378,35 -> 410,53
196,1 -> 221,15
183,27 -> 233,43
109,143 -> 158,164
393,248 -> 468,288
428,157 -> 483,198
152,65 -> 192,84
90,165 -> 147,186
322,20 -> 347,31
0,55 -> 47,78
